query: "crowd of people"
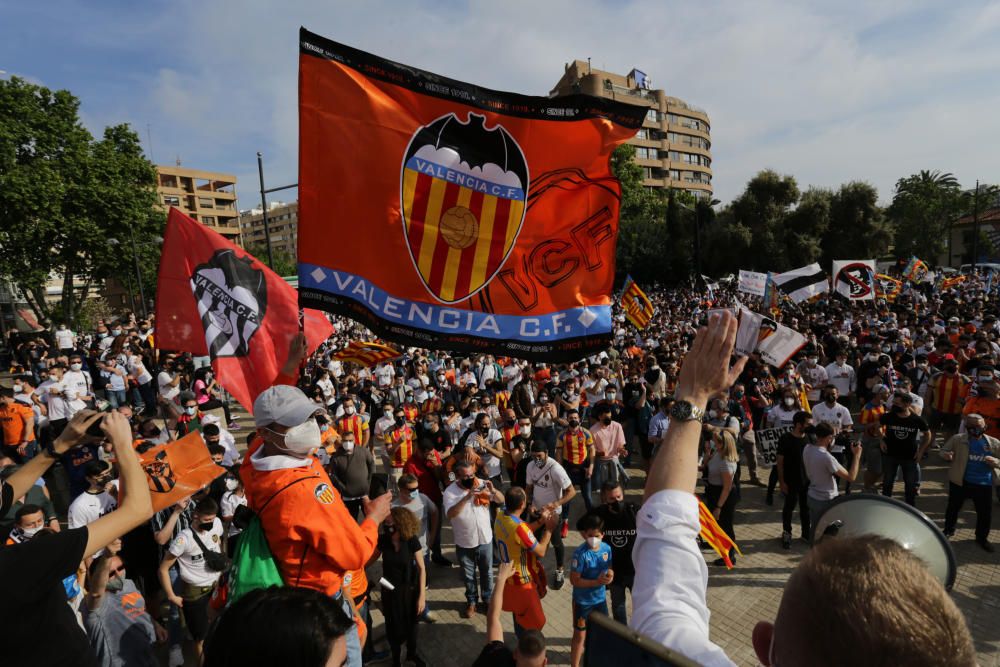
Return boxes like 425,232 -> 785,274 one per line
1,266 -> 997,666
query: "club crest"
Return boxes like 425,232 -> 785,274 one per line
191,249 -> 267,358
400,112 -> 529,303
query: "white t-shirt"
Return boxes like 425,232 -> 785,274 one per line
68,491 -> 118,529
810,401 -> 854,453
526,458 -> 573,512
824,362 -> 855,397
168,518 -> 225,587
127,356 -> 153,385
374,364 -> 395,388
63,370 -> 92,404
220,492 -> 247,537
55,329 -> 75,349
158,371 -> 179,401
39,379 -> 71,421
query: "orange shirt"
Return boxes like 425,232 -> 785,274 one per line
962,395 -> 1000,439
386,426 -> 415,468
402,404 -> 419,423
321,427 -> 341,455
559,428 -> 594,465
500,425 -> 518,469
0,402 -> 34,445
241,440 -> 378,596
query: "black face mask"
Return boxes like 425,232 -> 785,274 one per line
568,420 -> 580,428
395,417 -> 405,427
198,521 -> 214,532
607,500 -> 623,513
601,416 -> 612,425
460,477 -> 475,489
891,405 -> 905,414
478,426 -> 489,435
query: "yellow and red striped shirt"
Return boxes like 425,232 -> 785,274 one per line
500,425 -> 518,469
931,373 -> 969,414
402,404 -> 420,423
559,428 -> 594,465
386,426 -> 415,468
422,397 -> 442,415
336,414 -> 369,445
494,390 -> 511,412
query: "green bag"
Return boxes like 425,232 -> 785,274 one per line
227,515 -> 285,603
228,476 -> 312,604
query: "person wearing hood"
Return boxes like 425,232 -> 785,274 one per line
240,383 -> 391,667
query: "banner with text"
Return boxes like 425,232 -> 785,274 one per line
296,28 -> 647,360
755,426 -> 791,469
737,270 -> 767,296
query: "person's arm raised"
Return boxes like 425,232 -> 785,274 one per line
487,561 -> 514,643
645,312 -> 746,501
83,412 -> 154,559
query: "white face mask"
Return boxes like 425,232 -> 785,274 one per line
384,408 -> 394,416
70,363 -> 82,371
225,478 -> 239,492
12,384 -> 23,393
783,397 -> 795,408
275,419 -> 321,458
342,440 -> 356,453
519,425 -> 531,436
21,524 -> 42,538
345,406 -> 356,415
185,406 -> 197,416
586,536 -> 603,550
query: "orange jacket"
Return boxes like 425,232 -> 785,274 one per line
241,439 -> 378,596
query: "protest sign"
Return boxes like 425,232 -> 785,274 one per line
737,270 -> 767,296
755,426 -> 791,468
139,431 -> 226,512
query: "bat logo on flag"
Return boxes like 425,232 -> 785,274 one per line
190,249 -> 268,358
143,449 -> 177,494
835,262 -> 874,299
314,482 -> 336,505
400,112 -> 529,304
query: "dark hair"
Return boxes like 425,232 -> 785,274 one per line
202,423 -> 221,437
207,444 -> 226,457
15,503 -> 43,522
194,497 -> 219,517
814,423 -> 836,439
203,586 -> 353,667
517,629 -> 546,659
84,460 -> 111,478
504,487 -> 527,512
792,410 -> 812,426
593,404 -> 612,418
576,512 -> 604,533
600,480 -> 622,494
529,440 -> 547,453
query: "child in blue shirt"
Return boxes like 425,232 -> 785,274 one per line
570,513 -> 613,667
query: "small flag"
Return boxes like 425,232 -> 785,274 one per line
139,432 -> 226,512
831,260 -> 876,301
621,275 -> 654,330
902,256 -> 929,283
698,499 -> 742,569
762,273 -> 781,315
940,275 -> 967,291
875,274 -> 902,302
701,274 -> 718,300
772,263 -> 829,303
333,340 -> 402,367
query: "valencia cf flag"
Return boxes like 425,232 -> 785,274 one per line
154,208 -> 333,412
297,28 -> 646,361
620,275 -> 654,329
139,431 -> 226,511
333,340 -> 401,368
875,274 -> 902,302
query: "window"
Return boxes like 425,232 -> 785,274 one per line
645,109 -> 658,122
198,197 -> 214,208
668,151 -> 681,161
203,216 -> 216,224
163,195 -> 180,206
669,170 -> 681,180
635,147 -> 658,159
667,114 -> 680,124
643,167 -> 654,179
636,128 -> 650,140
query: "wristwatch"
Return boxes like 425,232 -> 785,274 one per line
670,400 -> 706,423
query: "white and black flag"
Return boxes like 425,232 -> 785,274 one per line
772,263 -> 829,304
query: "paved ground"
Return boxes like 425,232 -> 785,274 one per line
224,410 -> 1000,667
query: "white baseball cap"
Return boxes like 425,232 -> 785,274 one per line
253,385 -> 324,428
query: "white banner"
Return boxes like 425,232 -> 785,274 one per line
832,260 -> 876,301
755,426 -> 792,468
725,306 -> 806,368
738,270 -> 767,296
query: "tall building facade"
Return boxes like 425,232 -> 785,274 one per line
238,201 -> 299,255
156,165 -> 240,240
550,61 -> 713,200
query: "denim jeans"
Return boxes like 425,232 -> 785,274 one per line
807,495 -> 836,541
456,543 -> 493,605
593,459 -> 620,494
335,592 -> 362,667
881,455 -> 919,506
566,462 -> 594,512
106,389 -> 127,409
609,572 -> 634,624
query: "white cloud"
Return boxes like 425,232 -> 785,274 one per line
49,0 -> 1000,206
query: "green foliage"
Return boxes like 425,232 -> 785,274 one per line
0,76 -> 161,326
888,170 -> 963,261
76,297 -> 115,332
246,243 -> 297,278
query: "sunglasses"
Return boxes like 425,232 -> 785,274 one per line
110,565 -> 126,575
402,487 -> 419,494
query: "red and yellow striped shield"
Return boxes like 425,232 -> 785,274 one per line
621,275 -> 654,329
401,113 -> 528,304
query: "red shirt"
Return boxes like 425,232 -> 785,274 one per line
402,451 -> 443,503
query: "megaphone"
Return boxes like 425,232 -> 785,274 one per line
813,494 -> 957,590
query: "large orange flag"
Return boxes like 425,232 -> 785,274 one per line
140,431 -> 226,511
297,28 -> 646,361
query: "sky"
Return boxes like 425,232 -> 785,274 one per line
2,0 -> 998,208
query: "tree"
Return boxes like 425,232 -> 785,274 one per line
819,182 -> 890,265
725,169 -> 801,272
888,170 -> 964,262
0,77 -> 161,326
246,243 -> 297,278
611,145 -> 670,285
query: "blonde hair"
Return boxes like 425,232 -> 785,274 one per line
774,536 -> 975,667
715,430 -> 739,463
